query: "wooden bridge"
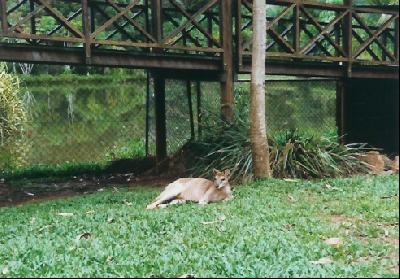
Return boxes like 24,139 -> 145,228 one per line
0,0 -> 399,158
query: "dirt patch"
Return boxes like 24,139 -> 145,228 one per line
0,173 -> 178,208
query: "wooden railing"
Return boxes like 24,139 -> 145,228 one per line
237,0 -> 399,67
0,0 -> 224,61
0,0 -> 398,69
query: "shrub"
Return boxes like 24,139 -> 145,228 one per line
188,111 -> 370,182
0,64 -> 29,169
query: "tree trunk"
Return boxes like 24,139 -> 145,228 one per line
251,0 -> 271,178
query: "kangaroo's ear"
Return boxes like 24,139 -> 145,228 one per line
213,168 -> 219,175
224,169 -> 231,177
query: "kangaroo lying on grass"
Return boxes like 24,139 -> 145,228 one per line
146,169 -> 233,209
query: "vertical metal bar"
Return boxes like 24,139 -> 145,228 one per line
343,0 -> 353,77
1,0 -> 8,33
145,71 -> 150,157
82,0 -> 91,64
186,80 -> 195,140
220,0 -> 234,122
196,81 -> 202,138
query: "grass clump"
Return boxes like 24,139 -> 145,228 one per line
188,112 -> 370,182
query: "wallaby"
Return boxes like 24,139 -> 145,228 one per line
146,169 -> 233,209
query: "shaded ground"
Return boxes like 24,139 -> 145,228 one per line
0,173 -> 176,207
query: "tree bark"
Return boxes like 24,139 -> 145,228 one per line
251,0 -> 271,178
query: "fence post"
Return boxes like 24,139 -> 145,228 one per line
220,0 -> 234,122
186,81 -> 195,140
196,81 -> 202,138
151,0 -> 167,162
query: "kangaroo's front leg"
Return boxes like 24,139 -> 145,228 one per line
199,188 -> 214,205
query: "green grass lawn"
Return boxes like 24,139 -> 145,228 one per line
0,175 -> 398,278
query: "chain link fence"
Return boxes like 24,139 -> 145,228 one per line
0,71 -> 337,171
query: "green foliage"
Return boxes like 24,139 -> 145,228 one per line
189,111 -> 370,182
0,175 -> 398,277
106,139 -> 146,160
0,64 -> 29,169
0,64 -> 26,141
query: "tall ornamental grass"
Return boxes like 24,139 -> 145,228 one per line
188,111 -> 371,182
0,64 -> 28,169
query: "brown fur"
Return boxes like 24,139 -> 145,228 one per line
146,169 -> 233,209
359,151 -> 399,175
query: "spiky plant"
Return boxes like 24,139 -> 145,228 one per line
188,110 -> 371,182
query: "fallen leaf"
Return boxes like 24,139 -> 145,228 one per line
38,224 -> 53,232
384,230 -> 389,237
57,213 -> 74,217
1,266 -> 9,275
310,257 -> 333,265
123,200 -> 133,206
324,238 -> 342,248
284,178 -> 299,183
288,195 -> 296,202
201,215 -> 226,225
76,232 -> 91,240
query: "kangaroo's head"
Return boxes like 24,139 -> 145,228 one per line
213,169 -> 231,189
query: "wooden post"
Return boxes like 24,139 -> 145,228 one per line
82,0 -> 91,64
186,80 -> 195,140
151,0 -> 167,162
220,0 -> 234,122
0,0 -> 8,33
343,0 -> 353,77
151,0 -> 162,41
